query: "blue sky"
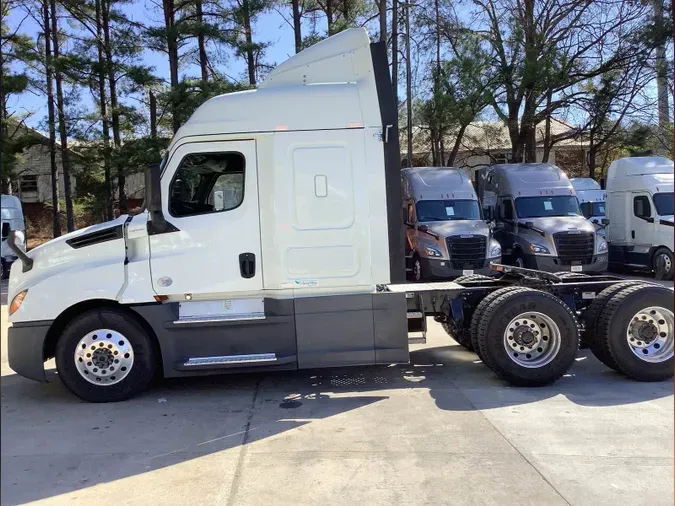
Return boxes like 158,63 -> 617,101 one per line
7,2 -> 308,130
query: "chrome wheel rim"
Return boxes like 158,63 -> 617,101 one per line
515,257 -> 525,268
74,329 -> 134,386
503,312 -> 561,368
656,253 -> 672,274
626,307 -> 674,363
414,259 -> 422,281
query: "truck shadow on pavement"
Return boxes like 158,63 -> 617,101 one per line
1,343 -> 671,505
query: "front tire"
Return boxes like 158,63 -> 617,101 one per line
653,248 -> 674,280
412,255 -> 424,282
55,308 -> 157,402
475,289 -> 579,386
513,251 -> 525,269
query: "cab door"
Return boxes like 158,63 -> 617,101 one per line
148,140 -> 262,296
631,192 -> 655,247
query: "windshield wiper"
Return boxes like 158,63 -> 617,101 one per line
517,220 -> 546,237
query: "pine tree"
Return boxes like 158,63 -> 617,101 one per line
49,0 -> 75,231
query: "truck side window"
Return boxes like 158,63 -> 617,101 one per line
633,196 -> 651,219
502,199 -> 514,220
169,152 -> 245,217
580,202 -> 592,218
407,204 -> 415,224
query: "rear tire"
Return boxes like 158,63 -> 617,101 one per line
55,308 -> 158,402
653,248 -> 674,280
584,281 -> 641,370
597,284 -> 673,382
470,286 -> 533,361
555,272 -> 590,280
454,274 -> 493,285
476,289 -> 579,386
441,322 -> 473,350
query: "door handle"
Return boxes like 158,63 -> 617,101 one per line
239,253 -> 255,278
631,230 -> 635,239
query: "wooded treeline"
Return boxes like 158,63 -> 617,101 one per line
1,0 -> 672,237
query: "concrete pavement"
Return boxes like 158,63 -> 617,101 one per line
1,278 -> 673,506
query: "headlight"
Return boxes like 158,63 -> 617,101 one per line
9,290 -> 28,316
424,246 -> 443,257
597,237 -> 608,252
490,244 -> 501,257
529,243 -> 550,254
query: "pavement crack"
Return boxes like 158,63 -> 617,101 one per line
225,378 -> 261,506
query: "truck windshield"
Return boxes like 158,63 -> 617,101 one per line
416,200 -> 481,222
653,193 -> 674,216
515,196 -> 580,218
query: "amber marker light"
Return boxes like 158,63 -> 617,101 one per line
9,290 -> 28,316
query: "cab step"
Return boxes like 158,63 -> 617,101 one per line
407,306 -> 426,344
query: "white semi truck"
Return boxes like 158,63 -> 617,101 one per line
605,156 -> 674,280
7,29 -> 673,402
570,177 -> 607,235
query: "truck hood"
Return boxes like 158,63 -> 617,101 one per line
8,215 -> 129,300
520,215 -> 595,235
26,215 -> 129,260
425,220 -> 489,238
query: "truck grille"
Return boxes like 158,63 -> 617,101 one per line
553,231 -> 594,265
446,235 -> 487,269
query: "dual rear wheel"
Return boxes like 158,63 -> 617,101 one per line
464,283 -> 673,386
583,284 -> 673,381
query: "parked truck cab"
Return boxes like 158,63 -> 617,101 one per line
6,29 -> 672,403
402,167 -> 501,281
478,163 -> 608,273
605,156 -> 674,280
570,177 -> 607,236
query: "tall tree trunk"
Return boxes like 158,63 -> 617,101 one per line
391,0 -> 398,105
377,0 -> 386,42
326,0 -> 333,36
588,146 -> 597,180
542,90 -> 553,163
196,0 -> 209,82
242,0 -> 256,85
150,90 -> 157,140
405,0 -> 412,167
292,0 -> 302,52
163,0 -> 180,133
0,28 -> 6,193
95,0 -> 112,220
43,0 -> 61,237
654,0 -> 670,126
434,0 -> 444,165
430,129 -> 438,167
50,0 -> 75,232
447,124 -> 467,167
102,0 -> 126,214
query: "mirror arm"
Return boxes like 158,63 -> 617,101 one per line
7,231 -> 33,272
